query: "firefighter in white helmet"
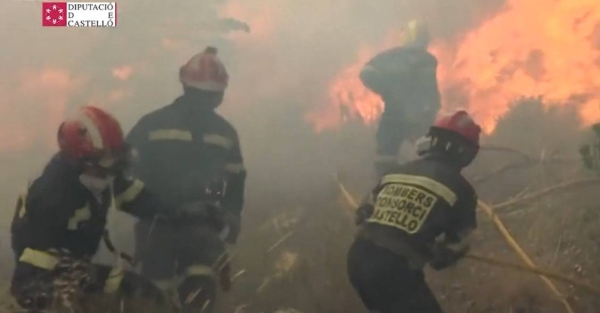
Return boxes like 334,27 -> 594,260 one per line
360,19 -> 442,177
126,46 -> 246,312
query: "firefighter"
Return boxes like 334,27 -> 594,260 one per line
126,46 -> 246,312
9,106 -> 176,312
347,111 -> 481,313
360,19 -> 442,177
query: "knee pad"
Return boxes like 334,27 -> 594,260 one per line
177,275 -> 217,313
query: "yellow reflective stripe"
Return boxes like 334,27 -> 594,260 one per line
174,264 -> 216,289
203,134 -> 233,150
19,248 -> 60,270
149,129 -> 193,142
103,267 -> 124,293
152,279 -> 174,291
68,205 -> 91,230
114,179 -> 144,209
381,174 -> 457,206
184,265 -> 216,279
224,163 -> 245,174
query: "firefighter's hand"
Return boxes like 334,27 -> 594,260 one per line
355,205 -> 374,225
429,241 -> 470,270
222,213 -> 241,245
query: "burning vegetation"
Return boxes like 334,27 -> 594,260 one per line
315,0 -> 600,133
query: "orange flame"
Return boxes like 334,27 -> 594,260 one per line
308,31 -> 401,131
307,46 -> 384,132
441,0 -> 600,133
320,0 -> 600,133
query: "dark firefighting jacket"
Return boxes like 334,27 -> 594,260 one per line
360,45 -> 441,121
125,97 -> 246,219
11,154 -> 163,271
358,155 -> 477,268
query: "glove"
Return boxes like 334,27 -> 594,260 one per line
222,213 -> 241,245
355,205 -> 374,225
429,240 -> 469,270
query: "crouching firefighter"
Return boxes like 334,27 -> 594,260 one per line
126,46 -> 246,312
360,19 -> 442,177
347,111 -> 481,313
10,106 -> 175,312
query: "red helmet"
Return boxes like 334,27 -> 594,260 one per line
58,106 -> 125,167
432,110 -> 481,146
179,46 -> 229,92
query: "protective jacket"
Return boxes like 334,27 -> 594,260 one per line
357,155 -> 477,268
11,154 -> 163,261
10,154 -> 166,309
126,96 -> 246,221
361,45 -> 442,172
361,45 -> 441,120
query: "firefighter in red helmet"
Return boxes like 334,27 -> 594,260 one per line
347,111 -> 481,313
9,106 -> 175,312
126,46 -> 246,312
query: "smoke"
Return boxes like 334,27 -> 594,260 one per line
0,0 -> 504,275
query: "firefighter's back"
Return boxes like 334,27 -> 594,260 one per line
361,156 -> 476,264
128,100 -> 240,210
364,46 -> 439,116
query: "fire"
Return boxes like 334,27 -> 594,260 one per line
308,47 -> 384,132
443,0 -> 600,132
308,31 -> 402,131
320,0 -> 600,133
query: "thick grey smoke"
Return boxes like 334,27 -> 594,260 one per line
0,0 -> 503,272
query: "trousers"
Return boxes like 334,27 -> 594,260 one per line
346,238 -> 444,313
375,102 -> 437,177
135,220 -> 230,312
